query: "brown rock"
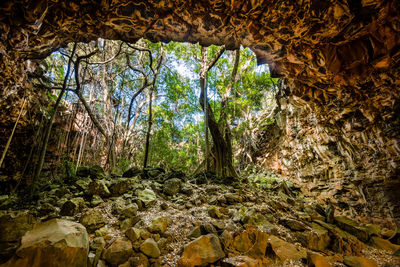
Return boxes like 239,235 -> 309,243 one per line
148,216 -> 169,234
79,209 -> 105,231
295,223 -> 330,251
334,216 -> 369,242
233,228 -> 268,258
280,218 -> 307,231
343,256 -> 378,267
140,238 -> 160,258
4,219 -> 88,267
126,227 -> 141,242
307,252 -> 332,267
0,212 -> 36,262
222,256 -> 262,267
370,236 -> 400,253
103,237 -> 133,265
178,234 -> 225,267
267,235 -> 306,262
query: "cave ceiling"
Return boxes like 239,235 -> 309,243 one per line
1,0 -> 399,94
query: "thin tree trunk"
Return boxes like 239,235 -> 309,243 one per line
143,87 -> 153,168
0,98 -> 27,167
31,43 -> 77,196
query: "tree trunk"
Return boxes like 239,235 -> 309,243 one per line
143,87 -> 153,168
30,43 -> 77,197
198,46 -> 237,179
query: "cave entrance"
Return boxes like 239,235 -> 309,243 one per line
6,38 -> 278,191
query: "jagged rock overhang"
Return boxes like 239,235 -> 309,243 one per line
1,0 -> 400,221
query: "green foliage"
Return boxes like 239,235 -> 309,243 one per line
40,39 -> 278,175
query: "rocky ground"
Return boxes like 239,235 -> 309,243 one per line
0,166 -> 399,267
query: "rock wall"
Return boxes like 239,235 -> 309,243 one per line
0,1 -> 399,220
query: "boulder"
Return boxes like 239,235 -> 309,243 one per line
121,203 -> 138,218
103,237 -> 133,265
178,234 -> 225,267
343,256 -> 378,267
140,238 -> 160,258
370,236 -> 400,253
110,178 -> 134,196
137,188 -> 157,207
87,180 -> 110,197
224,193 -> 242,204
233,228 -> 268,258
307,252 -> 332,267
334,216 -> 369,242
123,167 -> 141,178
0,212 -> 36,263
75,178 -> 92,191
314,220 -> 364,255
60,197 -> 84,216
79,209 -> 105,231
280,218 -> 307,231
208,206 -> 224,219
267,235 -> 306,262
126,227 -> 141,242
76,165 -> 104,179
163,178 -> 182,196
91,195 -> 103,206
148,216 -> 169,234
4,219 -> 88,267
295,223 -> 331,251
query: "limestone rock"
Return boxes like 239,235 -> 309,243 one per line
5,219 -> 88,267
178,234 -> 225,267
79,209 -> 105,231
140,238 -> 160,258
163,178 -> 182,196
103,237 -> 133,265
343,256 -> 378,267
267,235 -> 306,262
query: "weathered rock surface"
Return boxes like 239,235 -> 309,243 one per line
79,209 -> 105,231
4,219 -> 89,267
178,234 -> 225,266
343,256 -> 378,267
267,235 -> 306,262
103,237 -> 133,265
0,212 -> 36,263
139,238 -> 160,258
